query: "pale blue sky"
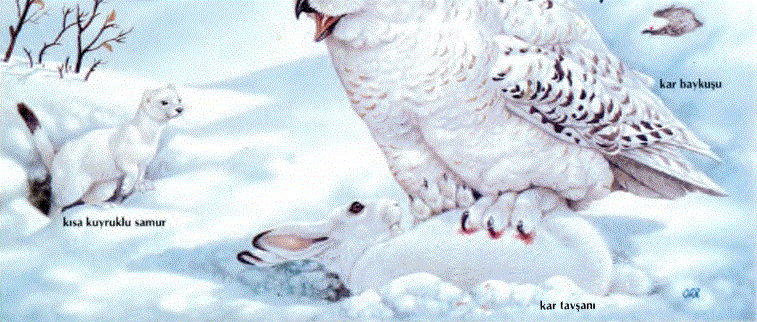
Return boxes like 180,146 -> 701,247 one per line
1,0 -> 754,202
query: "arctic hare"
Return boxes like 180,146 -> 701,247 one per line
17,84 -> 184,216
239,199 -> 616,295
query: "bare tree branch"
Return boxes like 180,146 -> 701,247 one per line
74,0 -> 130,73
3,0 -> 46,62
23,47 -> 33,67
84,58 -> 105,81
89,27 -> 133,52
21,0 -> 47,25
78,0 -> 103,32
28,8 -> 48,25
38,7 -> 76,63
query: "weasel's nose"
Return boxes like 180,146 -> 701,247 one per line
175,107 -> 183,113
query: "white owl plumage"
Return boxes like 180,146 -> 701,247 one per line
296,0 -> 725,237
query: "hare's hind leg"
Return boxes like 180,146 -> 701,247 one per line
542,215 -> 614,295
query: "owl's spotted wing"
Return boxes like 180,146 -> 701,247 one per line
489,38 -> 716,159
486,0 -> 725,197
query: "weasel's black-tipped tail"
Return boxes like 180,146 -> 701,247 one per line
17,103 -> 55,170
17,103 -> 40,134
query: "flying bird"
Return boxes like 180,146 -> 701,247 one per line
643,5 -> 703,37
294,0 -> 725,240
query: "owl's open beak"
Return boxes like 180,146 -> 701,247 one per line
295,0 -> 344,42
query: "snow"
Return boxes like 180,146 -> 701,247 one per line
1,56 -> 752,321
0,0 -> 755,320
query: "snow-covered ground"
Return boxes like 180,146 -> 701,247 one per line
0,55 -> 753,320
0,0 -> 755,320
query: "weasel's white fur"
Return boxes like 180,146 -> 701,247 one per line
241,199 -> 623,295
18,84 -> 184,215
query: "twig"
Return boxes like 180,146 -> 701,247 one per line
84,58 -> 104,81
23,47 -> 33,67
73,0 -> 131,73
29,8 -> 49,25
38,7 -> 76,63
3,0 -> 47,62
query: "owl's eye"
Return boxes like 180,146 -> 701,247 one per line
161,100 -> 168,106
348,201 -> 364,214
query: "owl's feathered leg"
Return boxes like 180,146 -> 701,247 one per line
376,126 -> 476,220
409,172 -> 475,220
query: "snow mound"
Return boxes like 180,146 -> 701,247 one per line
0,59 -> 753,321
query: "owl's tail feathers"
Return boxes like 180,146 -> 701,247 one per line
608,145 -> 727,199
672,127 -> 722,162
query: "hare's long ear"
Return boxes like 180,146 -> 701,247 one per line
254,222 -> 334,261
263,234 -> 322,252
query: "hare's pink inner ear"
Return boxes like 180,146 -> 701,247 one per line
263,234 -> 316,252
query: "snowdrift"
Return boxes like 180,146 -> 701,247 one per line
0,58 -> 753,320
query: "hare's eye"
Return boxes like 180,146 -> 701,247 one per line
348,201 -> 364,214
161,100 -> 168,106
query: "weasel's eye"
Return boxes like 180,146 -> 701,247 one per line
161,100 -> 168,106
348,201 -> 364,214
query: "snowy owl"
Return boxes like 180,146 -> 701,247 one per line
294,0 -> 725,240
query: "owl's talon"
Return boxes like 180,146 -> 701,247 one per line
459,196 -> 496,234
509,188 -> 562,244
483,192 -> 514,232
516,220 -> 526,235
487,217 -> 503,239
438,175 -> 457,200
419,179 -> 444,212
515,226 -> 535,244
459,210 -> 478,234
515,220 -> 535,244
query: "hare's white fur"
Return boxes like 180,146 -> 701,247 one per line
244,199 -> 617,295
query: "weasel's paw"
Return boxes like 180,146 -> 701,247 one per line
509,188 -> 560,244
135,180 -> 155,193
